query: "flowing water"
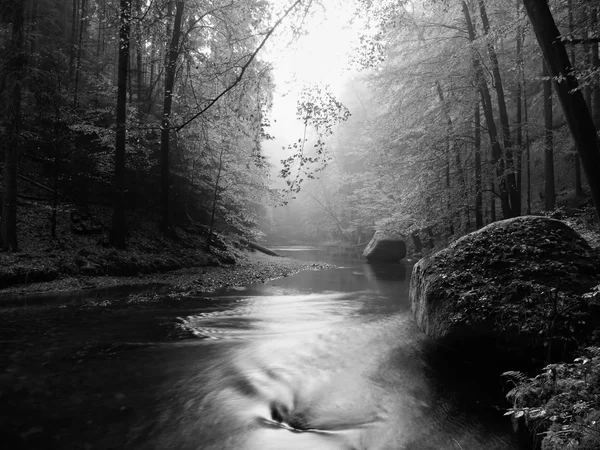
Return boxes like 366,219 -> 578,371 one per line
127,247 -> 524,450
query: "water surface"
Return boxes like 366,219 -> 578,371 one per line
128,247 -> 522,450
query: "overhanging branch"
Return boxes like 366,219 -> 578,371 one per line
175,0 -> 306,132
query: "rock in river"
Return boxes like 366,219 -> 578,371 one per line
363,231 -> 407,262
409,216 -> 600,365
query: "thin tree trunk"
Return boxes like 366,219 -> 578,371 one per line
474,101 -> 483,228
523,0 -> 600,222
591,7 -> 600,129
73,0 -> 86,108
445,148 -> 454,236
207,147 -> 225,249
543,60 -> 555,211
463,1 -> 511,220
1,0 -> 25,251
68,0 -> 79,89
478,0 -> 519,216
525,93 -> 531,215
160,0 -> 185,234
516,0 -> 524,210
437,81 -> 467,229
29,0 -> 39,68
110,0 -> 132,248
136,0 -> 143,101
568,0 -> 583,197
51,107 -> 61,238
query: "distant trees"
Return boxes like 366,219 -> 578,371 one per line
275,0 -> 600,244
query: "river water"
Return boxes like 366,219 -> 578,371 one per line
127,247 -> 524,450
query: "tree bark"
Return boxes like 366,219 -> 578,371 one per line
436,81 -> 466,230
568,0 -> 583,197
522,0 -> 600,222
478,0 -> 519,216
135,0 -> 143,101
543,60 -> 555,211
515,0 -> 524,210
110,0 -> 132,248
73,0 -> 86,108
1,0 -> 25,251
207,146 -> 224,249
160,0 -> 185,234
591,7 -> 600,129
462,1 -> 511,220
474,101 -> 483,228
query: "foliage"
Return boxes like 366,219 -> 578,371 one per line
279,83 -> 351,199
504,346 -> 600,450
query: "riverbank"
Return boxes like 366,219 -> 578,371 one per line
0,251 -> 332,298
0,202 -> 334,295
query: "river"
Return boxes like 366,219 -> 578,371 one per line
2,247 -> 526,449
126,247 -> 524,450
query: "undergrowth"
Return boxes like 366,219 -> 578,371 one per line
504,347 -> 600,450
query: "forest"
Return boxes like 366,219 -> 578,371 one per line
0,0 -> 599,259
1,1 -> 600,449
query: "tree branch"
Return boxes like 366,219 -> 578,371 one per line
175,0 -> 306,132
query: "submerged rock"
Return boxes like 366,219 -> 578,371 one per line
363,231 -> 407,262
409,216 -> 600,365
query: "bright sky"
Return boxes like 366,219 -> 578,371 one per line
263,0 -> 364,162
268,0 -> 363,89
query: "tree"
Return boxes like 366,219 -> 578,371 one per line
160,0 -> 185,235
110,0 -> 132,248
477,0 -> 520,217
522,0 -> 600,222
543,59 -> 555,211
1,0 -> 26,251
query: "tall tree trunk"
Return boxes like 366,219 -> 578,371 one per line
136,0 -> 143,101
591,7 -> 600,129
207,147 -> 225,249
478,0 -> 519,216
160,0 -> 185,234
437,81 -> 466,229
568,0 -> 583,197
522,0 -> 600,222
463,0 -> 511,220
543,60 -> 555,211
1,0 -> 25,251
110,0 -> 132,248
28,0 -> 39,68
445,149 -> 454,236
525,92 -> 531,215
515,0 -> 524,210
68,0 -> 79,89
474,100 -> 483,228
73,0 -> 86,108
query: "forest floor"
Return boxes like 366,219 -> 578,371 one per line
0,201 -> 332,295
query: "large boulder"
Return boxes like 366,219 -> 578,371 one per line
410,216 -> 600,364
363,231 -> 407,262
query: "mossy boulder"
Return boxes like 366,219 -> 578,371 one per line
410,216 -> 600,364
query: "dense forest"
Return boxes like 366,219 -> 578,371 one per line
269,0 -> 600,245
0,0 -> 599,252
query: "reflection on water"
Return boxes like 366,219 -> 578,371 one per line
130,248 -> 521,450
